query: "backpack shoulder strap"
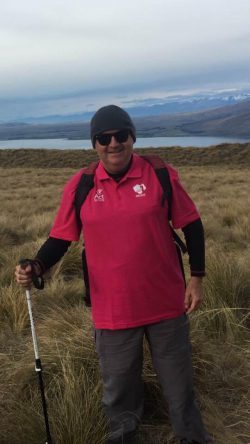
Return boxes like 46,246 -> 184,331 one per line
74,161 -> 99,227
142,155 -> 172,218
141,155 -> 187,254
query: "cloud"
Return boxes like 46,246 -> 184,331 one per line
0,0 -> 249,119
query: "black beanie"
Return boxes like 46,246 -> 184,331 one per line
90,105 -> 136,147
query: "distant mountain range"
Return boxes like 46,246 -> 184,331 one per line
0,95 -> 250,140
3,89 -> 250,125
135,98 -> 250,138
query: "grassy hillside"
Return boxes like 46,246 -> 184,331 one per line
0,142 -> 250,168
0,146 -> 249,443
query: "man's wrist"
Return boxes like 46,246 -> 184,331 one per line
189,275 -> 203,283
33,259 -> 45,276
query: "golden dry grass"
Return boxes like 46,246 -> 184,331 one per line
0,146 -> 249,443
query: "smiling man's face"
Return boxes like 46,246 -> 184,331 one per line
94,129 -> 134,173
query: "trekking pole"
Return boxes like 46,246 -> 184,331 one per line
19,260 -> 53,444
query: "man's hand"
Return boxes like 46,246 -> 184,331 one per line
184,276 -> 203,314
15,260 -> 42,289
15,263 -> 33,288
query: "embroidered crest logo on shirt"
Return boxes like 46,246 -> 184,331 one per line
133,184 -> 146,197
94,189 -> 104,202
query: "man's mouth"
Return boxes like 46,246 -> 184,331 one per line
107,147 -> 124,154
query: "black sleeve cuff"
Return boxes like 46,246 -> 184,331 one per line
190,270 -> 205,277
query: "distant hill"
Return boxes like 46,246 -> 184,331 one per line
135,99 -> 250,138
0,99 -> 250,140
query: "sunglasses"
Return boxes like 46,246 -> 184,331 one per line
95,129 -> 130,146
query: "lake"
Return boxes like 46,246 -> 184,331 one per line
0,136 -> 249,149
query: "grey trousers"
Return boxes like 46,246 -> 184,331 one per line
95,314 -> 208,442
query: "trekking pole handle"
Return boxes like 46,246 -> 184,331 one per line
19,259 -> 44,290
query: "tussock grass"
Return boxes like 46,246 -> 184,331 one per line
48,359 -> 106,444
0,283 -> 29,334
0,143 -> 250,168
0,147 -> 250,443
53,242 -> 84,280
196,252 -> 250,339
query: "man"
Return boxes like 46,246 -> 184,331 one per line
15,105 -> 211,443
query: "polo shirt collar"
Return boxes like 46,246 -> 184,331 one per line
96,154 -> 143,181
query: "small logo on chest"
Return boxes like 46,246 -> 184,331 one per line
133,184 -> 146,197
94,189 -> 104,202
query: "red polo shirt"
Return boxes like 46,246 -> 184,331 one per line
50,154 -> 200,329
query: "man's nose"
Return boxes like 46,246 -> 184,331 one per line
109,135 -> 119,147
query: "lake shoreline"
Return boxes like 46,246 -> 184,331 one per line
0,135 -> 250,149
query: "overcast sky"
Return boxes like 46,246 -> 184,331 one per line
1,0 -> 250,120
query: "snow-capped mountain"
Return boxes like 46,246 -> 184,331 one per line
126,89 -> 250,117
5,89 -> 250,125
